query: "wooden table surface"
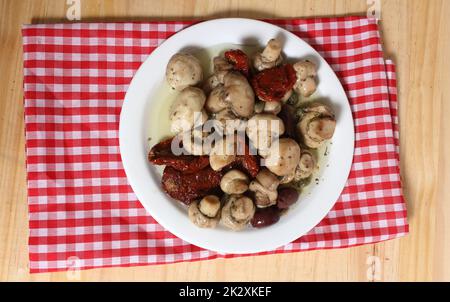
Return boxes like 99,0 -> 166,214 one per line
1,0 -> 449,281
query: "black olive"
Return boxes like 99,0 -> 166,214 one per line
251,206 -> 280,228
277,187 -> 299,209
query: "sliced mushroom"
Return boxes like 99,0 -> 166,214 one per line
188,195 -> 221,228
249,168 -> 280,208
246,113 -> 285,156
264,138 -> 301,176
166,53 -> 203,91
293,60 -> 317,97
297,103 -> 336,149
209,138 -> 236,171
169,87 -> 207,134
253,39 -> 283,71
220,170 -> 249,194
221,195 -> 255,231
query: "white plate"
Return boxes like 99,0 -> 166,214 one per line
119,18 -> 354,254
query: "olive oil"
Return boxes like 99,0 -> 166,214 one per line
146,43 -> 330,195
147,43 -> 259,148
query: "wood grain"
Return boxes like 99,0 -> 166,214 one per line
1,0 -> 449,281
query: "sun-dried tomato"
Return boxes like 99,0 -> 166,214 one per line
161,166 -> 222,204
223,137 -> 260,178
236,142 -> 260,178
224,49 -> 250,77
251,64 -> 297,102
148,137 -> 210,174
238,155 -> 259,178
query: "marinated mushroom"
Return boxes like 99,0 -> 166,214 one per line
166,53 -> 203,91
181,127 -> 211,156
307,116 -> 336,141
246,113 -> 285,156
205,85 -> 228,113
304,102 -> 335,116
297,77 -> 316,97
220,169 -> 249,194
293,60 -> 317,97
295,150 -> 316,179
254,101 -> 265,114
249,168 -> 280,208
253,39 -> 283,71
203,57 -> 233,93
169,87 -> 207,134
224,72 -> 255,118
206,72 -> 255,118
297,103 -> 336,149
263,101 -> 282,115
188,195 -> 221,228
213,56 -> 233,73
221,195 -> 256,231
294,60 -> 317,80
150,40 -> 335,232
209,138 -> 236,171
264,138 -> 301,176
212,108 -> 246,135
279,150 -> 316,183
279,170 -> 295,184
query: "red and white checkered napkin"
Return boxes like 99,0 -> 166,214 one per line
22,16 -> 408,273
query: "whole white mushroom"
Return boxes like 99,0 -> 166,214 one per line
293,60 -> 317,97
248,168 -> 280,208
169,87 -> 207,134
253,39 -> 283,71
206,72 -> 255,118
280,150 -> 316,183
263,101 -> 282,115
264,138 -> 301,176
246,114 -> 285,156
209,138 -> 236,171
220,170 -> 249,195
220,195 -> 255,231
203,56 -> 233,93
296,102 -> 336,149
188,195 -> 221,228
166,53 -> 203,91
